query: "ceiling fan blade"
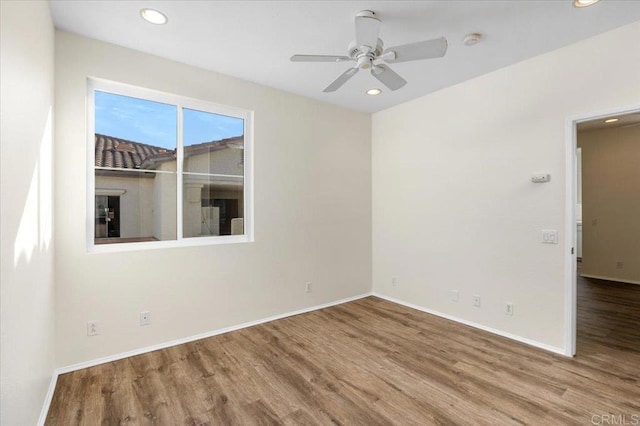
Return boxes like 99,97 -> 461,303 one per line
290,54 -> 351,63
355,11 -> 381,48
323,67 -> 359,92
371,64 -> 407,91
383,37 -> 448,63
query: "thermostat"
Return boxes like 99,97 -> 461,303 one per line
531,173 -> 551,183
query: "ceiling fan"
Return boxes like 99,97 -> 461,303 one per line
290,10 -> 448,93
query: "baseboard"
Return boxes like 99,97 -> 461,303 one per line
372,292 -> 568,357
37,371 -> 58,426
55,292 -> 372,375
580,273 -> 640,285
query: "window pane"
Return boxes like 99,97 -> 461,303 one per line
183,108 -> 244,175
95,171 -> 177,244
183,175 -> 244,237
95,90 -> 178,155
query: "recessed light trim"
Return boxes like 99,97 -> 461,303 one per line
573,0 -> 600,8
604,118 -> 619,123
140,8 -> 168,25
366,88 -> 382,96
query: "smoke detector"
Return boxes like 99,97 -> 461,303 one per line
463,33 -> 482,46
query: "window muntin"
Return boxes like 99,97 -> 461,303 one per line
182,108 -> 245,237
88,79 -> 252,252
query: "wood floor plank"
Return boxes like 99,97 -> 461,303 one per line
46,268 -> 640,425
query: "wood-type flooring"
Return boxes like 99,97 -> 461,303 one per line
46,270 -> 640,425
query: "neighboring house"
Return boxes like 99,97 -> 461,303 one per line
94,133 -> 244,243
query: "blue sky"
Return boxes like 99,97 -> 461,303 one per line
95,91 -> 244,149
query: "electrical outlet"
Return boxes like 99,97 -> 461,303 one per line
472,295 -> 481,308
450,290 -> 459,302
505,302 -> 514,316
617,261 -> 624,269
140,311 -> 151,326
305,282 -> 312,293
87,321 -> 99,336
391,276 -> 397,287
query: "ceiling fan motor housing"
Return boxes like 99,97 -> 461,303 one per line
348,38 -> 384,66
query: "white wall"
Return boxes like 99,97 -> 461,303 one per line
578,125 -> 640,284
0,1 -> 56,424
372,22 -> 640,351
55,31 -> 371,367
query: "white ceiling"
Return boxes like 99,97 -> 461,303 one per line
50,1 -> 640,113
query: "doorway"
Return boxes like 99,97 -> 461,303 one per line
95,195 -> 121,239
566,106 -> 640,356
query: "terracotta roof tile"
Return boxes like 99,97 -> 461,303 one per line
94,134 -> 172,170
94,134 -> 244,170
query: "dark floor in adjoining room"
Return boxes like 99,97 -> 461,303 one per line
577,263 -> 640,355
46,272 -> 640,425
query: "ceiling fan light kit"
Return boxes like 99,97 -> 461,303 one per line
290,10 -> 448,93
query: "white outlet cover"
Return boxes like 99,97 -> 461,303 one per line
140,311 -> 151,326
473,295 -> 481,307
87,321 -> 99,336
451,290 -> 459,302
505,302 -> 514,316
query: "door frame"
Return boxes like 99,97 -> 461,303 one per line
564,102 -> 640,356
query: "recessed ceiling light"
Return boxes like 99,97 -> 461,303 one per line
140,8 -> 168,25
604,118 -> 619,123
573,0 -> 600,8
463,33 -> 482,47
366,88 -> 382,96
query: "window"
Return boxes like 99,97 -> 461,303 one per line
88,79 -> 252,252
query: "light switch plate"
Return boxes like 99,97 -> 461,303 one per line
542,230 -> 558,244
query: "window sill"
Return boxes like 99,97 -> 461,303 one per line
88,234 -> 252,254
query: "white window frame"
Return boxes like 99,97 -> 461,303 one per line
87,78 -> 254,253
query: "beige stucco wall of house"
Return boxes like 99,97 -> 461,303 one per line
96,148 -> 244,240
185,145 -> 243,176
95,174 -> 155,239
